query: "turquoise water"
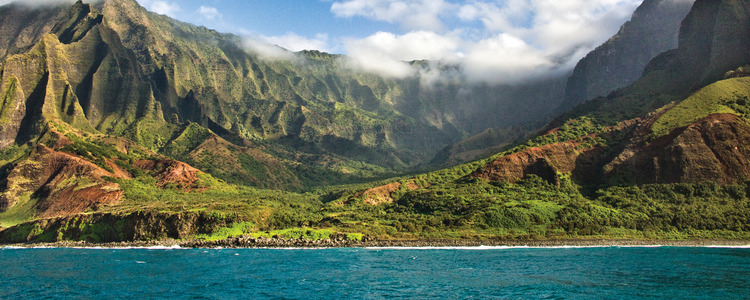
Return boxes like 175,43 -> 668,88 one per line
1,246 -> 749,299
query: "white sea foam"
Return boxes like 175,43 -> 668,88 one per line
365,246 -> 521,250
706,245 -> 750,249
364,245 -> 670,250
144,245 -> 182,250
57,245 -> 185,250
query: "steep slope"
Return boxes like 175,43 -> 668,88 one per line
562,0 -> 694,110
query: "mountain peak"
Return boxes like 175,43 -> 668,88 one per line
51,0 -> 102,44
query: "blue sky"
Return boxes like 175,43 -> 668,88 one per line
5,0 -> 673,83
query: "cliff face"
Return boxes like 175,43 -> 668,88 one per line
0,211 -> 240,243
647,0 -> 750,93
562,0 -> 694,110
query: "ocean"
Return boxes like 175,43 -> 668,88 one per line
1,246 -> 748,299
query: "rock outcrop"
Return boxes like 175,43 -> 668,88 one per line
476,112 -> 750,187
0,211 -> 240,243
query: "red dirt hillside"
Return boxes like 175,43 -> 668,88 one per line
133,159 -> 203,191
0,144 -> 124,218
471,142 -> 601,186
605,113 -> 750,185
473,113 -> 750,186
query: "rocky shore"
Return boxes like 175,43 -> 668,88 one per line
4,237 -> 750,249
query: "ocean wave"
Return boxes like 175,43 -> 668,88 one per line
67,245 -> 185,250
0,246 -> 27,249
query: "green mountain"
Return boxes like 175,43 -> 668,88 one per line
2,0 -> 750,244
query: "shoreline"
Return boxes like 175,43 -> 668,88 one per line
3,237 -> 750,249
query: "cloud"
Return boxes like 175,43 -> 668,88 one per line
463,33 -> 553,84
333,0 -> 644,84
263,33 -> 330,53
197,6 -> 222,21
331,0 -> 456,31
242,36 -> 299,61
137,0 -> 179,17
343,31 -> 461,78
459,0 -> 642,57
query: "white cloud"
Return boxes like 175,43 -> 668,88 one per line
241,33 -> 332,62
343,31 -> 461,78
334,0 -> 645,83
242,37 -> 299,61
331,0 -> 456,31
459,0 -> 641,57
137,0 -> 179,17
463,34 -> 553,84
263,33 -> 330,53
197,6 -> 222,21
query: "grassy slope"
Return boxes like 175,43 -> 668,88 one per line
650,77 -> 750,137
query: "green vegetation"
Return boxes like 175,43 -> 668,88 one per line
722,92 -> 750,119
520,116 -> 610,150
60,135 -> 128,171
650,78 -> 750,137
313,175 -> 750,240
0,193 -> 36,228
192,225 -> 339,241
0,144 -> 29,166
192,222 -> 256,241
